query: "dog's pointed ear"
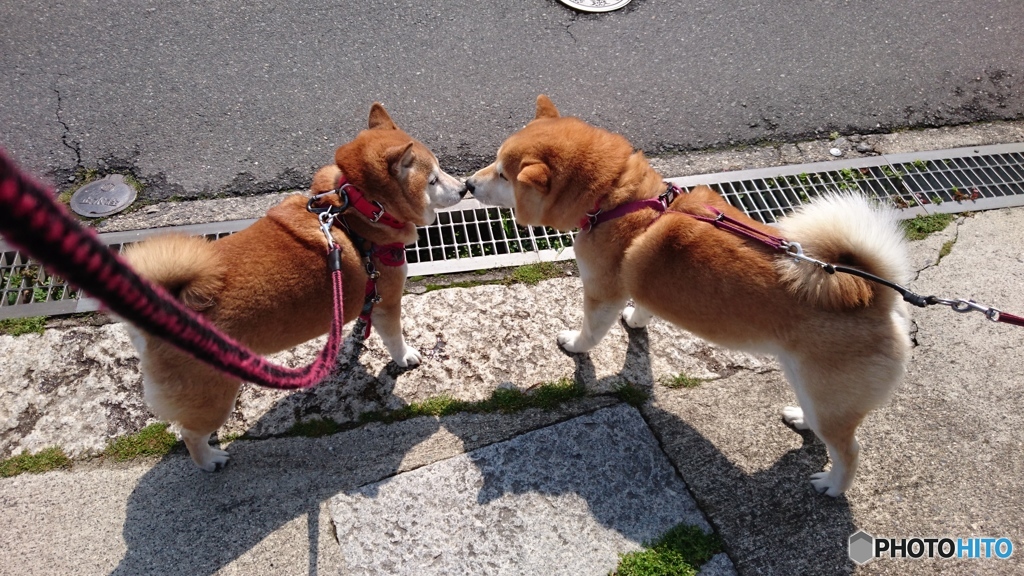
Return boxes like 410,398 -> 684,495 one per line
517,159 -> 550,192
534,95 -> 560,120
368,103 -> 398,130
386,142 -> 416,177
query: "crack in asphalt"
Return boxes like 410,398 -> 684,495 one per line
563,13 -> 578,43
53,81 -> 82,168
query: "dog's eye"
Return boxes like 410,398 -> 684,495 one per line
497,172 -> 507,181
428,175 -> 438,186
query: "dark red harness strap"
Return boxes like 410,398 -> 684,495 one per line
0,148 -> 345,390
354,241 -> 407,339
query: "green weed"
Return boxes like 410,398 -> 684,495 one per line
0,447 -> 72,477
660,374 -> 706,389
104,422 -> 179,461
901,213 -> 955,241
613,382 -> 650,407
612,523 -> 722,576
508,261 -> 562,286
0,316 -> 46,336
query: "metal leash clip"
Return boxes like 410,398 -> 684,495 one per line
308,188 -> 351,247
948,298 -> 1003,322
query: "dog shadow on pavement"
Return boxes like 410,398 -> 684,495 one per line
623,324 -> 861,575
453,324 -> 862,576
111,339 -> 444,576
112,325 -> 861,576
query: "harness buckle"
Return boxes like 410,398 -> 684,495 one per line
369,201 -> 386,223
659,184 -> 682,208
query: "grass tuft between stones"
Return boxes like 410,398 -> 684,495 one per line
358,377 -> 585,426
0,447 -> 72,477
104,422 -> 180,461
613,382 -> 650,407
660,373 -> 706,389
507,261 -> 562,286
612,523 -> 722,576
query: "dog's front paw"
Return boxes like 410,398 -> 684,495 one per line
810,471 -> 844,497
557,330 -> 591,354
393,345 -> 422,368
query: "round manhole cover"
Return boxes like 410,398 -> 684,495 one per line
558,0 -> 631,13
69,174 -> 138,217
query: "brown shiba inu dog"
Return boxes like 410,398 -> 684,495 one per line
123,103 -> 466,470
466,95 -> 911,496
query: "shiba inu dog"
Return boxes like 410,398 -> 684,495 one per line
466,95 -> 911,496
124,103 -> 466,470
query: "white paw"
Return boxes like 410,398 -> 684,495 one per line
782,406 -> 810,430
810,471 -> 843,497
195,448 -> 230,472
621,306 -> 650,329
557,330 -> 590,353
393,345 -> 422,367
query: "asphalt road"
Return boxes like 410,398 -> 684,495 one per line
1,0 -> 1022,200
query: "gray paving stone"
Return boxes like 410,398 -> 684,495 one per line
329,404 -> 722,576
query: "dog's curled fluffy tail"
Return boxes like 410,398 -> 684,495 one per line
775,194 -> 910,311
122,234 -> 225,312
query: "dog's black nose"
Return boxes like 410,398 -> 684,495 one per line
464,180 -> 475,195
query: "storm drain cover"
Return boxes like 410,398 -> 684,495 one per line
558,0 -> 631,13
70,174 -> 137,217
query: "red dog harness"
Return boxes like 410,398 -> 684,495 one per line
310,175 -> 409,339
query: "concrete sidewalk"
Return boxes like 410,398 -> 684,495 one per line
2,129 -> 1024,575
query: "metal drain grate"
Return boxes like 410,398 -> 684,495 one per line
3,143 -> 1023,321
409,200 -> 574,275
1,221 -> 251,319
667,143 -> 1024,224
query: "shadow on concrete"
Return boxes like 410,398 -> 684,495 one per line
463,323 -> 860,576
111,339 -> 443,576
112,324 -> 858,576
614,323 -> 860,576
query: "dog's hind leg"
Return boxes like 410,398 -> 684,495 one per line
621,302 -> 654,329
142,357 -> 241,472
777,353 -> 874,497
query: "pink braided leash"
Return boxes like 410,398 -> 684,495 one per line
0,148 -> 344,389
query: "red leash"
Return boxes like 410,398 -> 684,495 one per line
0,148 -> 347,389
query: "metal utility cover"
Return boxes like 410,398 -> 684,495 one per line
558,0 -> 631,13
70,174 -> 137,217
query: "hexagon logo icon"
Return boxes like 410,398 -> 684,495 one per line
849,530 -> 875,565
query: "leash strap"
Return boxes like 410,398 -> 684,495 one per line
0,148 -> 347,389
706,206 -> 1024,327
